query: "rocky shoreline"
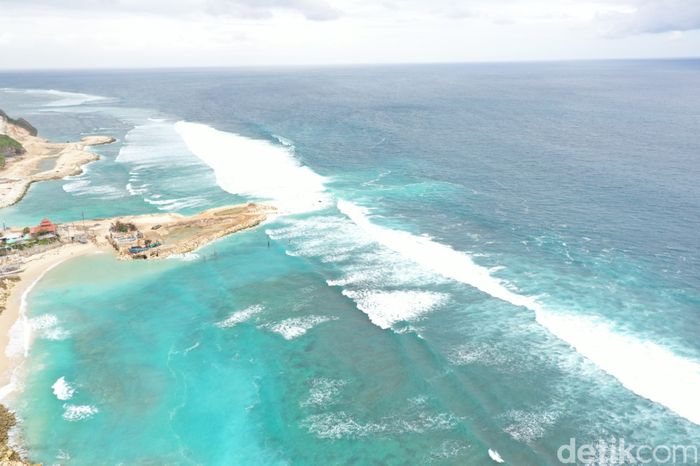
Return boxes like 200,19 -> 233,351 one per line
0,110 -> 115,209
0,201 -> 274,464
0,110 -> 276,465
0,278 -> 35,465
0,404 -> 33,466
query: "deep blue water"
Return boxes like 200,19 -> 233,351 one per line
0,60 -> 699,465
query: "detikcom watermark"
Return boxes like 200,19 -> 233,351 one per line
557,438 -> 699,465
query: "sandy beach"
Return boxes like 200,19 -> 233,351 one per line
0,202 -> 274,391
0,117 -> 114,209
0,243 -> 103,465
0,243 -> 100,396
0,200 -> 273,464
0,109 -> 278,463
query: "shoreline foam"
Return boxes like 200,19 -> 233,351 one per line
0,113 -> 115,209
0,243 -> 97,402
0,242 -> 97,465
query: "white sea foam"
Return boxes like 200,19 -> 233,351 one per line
488,449 -> 505,463
447,343 -> 511,367
428,440 -> 469,461
167,252 -> 200,262
502,409 -> 558,444
62,404 -> 98,421
7,260 -> 70,359
126,182 -> 149,196
117,121 -> 188,165
301,378 -> 347,407
263,315 -> 337,340
42,326 -> 71,341
273,134 -> 295,148
42,90 -> 107,107
29,313 -> 58,330
62,179 -> 90,193
117,119 -> 220,212
63,179 -> 125,200
337,199 -> 700,427
267,214 -> 451,336
267,216 -> 448,289
174,121 -> 330,213
535,311 -> 700,426
337,200 -> 538,309
216,305 -> 264,328
183,341 -> 200,354
52,377 -> 76,401
143,196 -> 207,211
0,88 -> 109,107
301,411 -> 458,439
28,314 -> 70,341
1,258 -> 74,400
342,290 -> 448,330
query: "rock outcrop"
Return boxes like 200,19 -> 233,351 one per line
0,404 -> 33,465
0,110 -> 37,137
0,135 -> 25,158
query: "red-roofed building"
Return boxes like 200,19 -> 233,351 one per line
30,218 -> 57,235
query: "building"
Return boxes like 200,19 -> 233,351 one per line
1,232 -> 23,244
1,231 -> 28,246
30,218 -> 57,236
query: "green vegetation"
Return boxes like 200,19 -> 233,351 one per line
111,220 -> 137,233
0,134 -> 24,158
1,232 -> 59,253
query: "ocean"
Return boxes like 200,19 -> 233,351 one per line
0,60 -> 699,465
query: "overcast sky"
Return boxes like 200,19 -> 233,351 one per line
1,0 -> 699,69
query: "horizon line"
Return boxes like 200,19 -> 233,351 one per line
0,55 -> 699,73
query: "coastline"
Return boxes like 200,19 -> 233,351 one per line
0,242 -> 99,386
0,110 -> 276,463
0,243 -> 100,465
0,202 -> 274,391
0,203 -> 273,463
0,115 -> 115,209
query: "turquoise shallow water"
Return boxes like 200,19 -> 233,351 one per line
1,61 -> 699,465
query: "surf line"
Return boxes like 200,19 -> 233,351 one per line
337,198 -> 700,427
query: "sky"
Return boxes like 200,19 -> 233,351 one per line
0,0 -> 699,69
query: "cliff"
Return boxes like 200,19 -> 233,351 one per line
0,110 -> 37,137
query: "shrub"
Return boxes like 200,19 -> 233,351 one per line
111,220 -> 137,233
0,135 -> 25,156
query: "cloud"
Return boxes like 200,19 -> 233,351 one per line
601,0 -> 700,36
206,0 -> 342,21
2,0 -> 343,21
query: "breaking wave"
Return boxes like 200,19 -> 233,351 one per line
336,199 -> 700,427
52,377 -> 76,401
301,411 -> 459,439
216,305 -> 264,329
301,378 -> 347,407
0,88 -> 109,107
174,121 -> 330,213
62,404 -> 98,421
262,315 -> 337,340
341,290 -> 448,330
